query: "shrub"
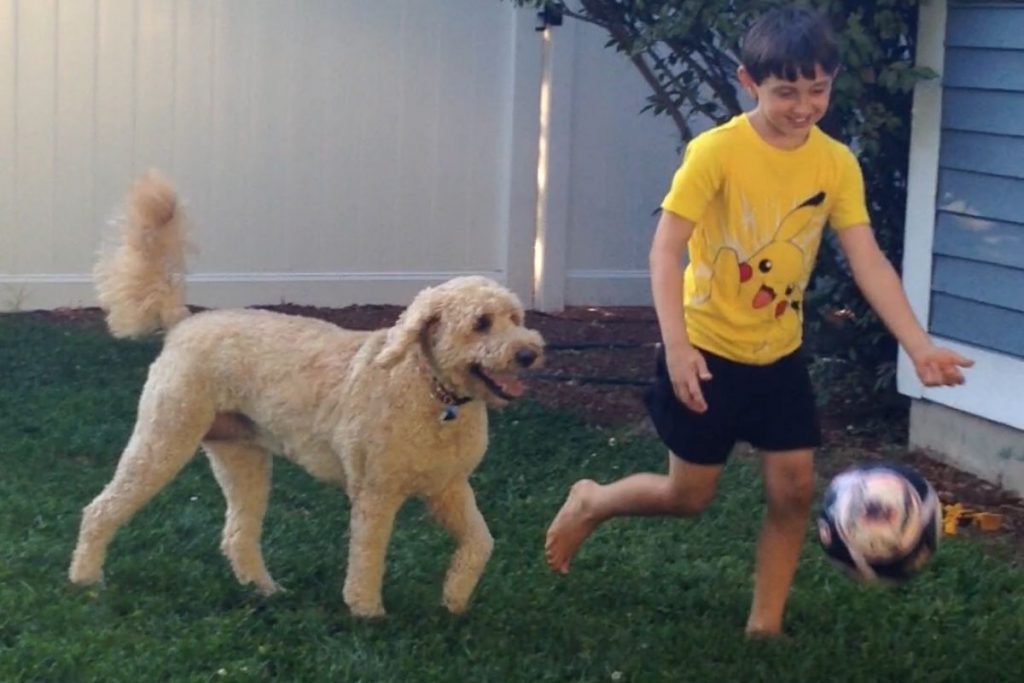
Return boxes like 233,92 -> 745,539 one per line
513,0 -> 934,403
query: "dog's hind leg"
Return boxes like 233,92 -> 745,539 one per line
69,375 -> 214,587
204,440 -> 279,595
426,479 -> 494,614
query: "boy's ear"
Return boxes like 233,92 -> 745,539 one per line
737,65 -> 757,98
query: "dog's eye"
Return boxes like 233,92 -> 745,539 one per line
474,314 -> 492,333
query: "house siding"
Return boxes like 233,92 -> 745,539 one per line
930,3 -> 1024,360
903,0 -> 1024,495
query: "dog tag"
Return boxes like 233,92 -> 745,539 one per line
440,405 -> 459,422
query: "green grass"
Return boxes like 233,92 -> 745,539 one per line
1,313 -> 1022,682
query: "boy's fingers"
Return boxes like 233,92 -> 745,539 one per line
952,352 -> 975,368
921,362 -> 966,387
685,375 -> 707,413
673,381 -> 693,410
942,365 -> 965,385
918,361 -> 939,386
696,357 -> 713,380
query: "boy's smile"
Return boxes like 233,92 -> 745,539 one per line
738,63 -> 835,149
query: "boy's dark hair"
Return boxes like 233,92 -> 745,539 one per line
740,5 -> 839,84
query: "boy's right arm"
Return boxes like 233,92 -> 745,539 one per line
649,209 -> 713,414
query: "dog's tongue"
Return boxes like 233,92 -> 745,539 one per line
494,373 -> 526,398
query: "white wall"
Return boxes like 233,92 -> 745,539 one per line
0,1 -> 679,311
562,20 -> 681,306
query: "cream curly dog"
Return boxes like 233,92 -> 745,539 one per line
68,173 -> 545,617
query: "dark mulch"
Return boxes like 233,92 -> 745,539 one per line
33,303 -> 1024,550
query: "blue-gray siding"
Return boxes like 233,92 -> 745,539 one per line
945,5 -> 1024,49
933,3 -> 1024,359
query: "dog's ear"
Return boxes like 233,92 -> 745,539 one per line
375,289 -> 442,368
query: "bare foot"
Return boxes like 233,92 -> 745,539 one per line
545,479 -> 601,574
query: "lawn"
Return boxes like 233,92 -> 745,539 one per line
1,313 -> 1022,682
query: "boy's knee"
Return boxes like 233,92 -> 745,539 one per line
769,475 -> 815,514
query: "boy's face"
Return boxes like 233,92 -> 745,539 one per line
738,63 -> 835,147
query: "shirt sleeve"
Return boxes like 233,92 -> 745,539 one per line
829,146 -> 871,230
660,134 -> 723,223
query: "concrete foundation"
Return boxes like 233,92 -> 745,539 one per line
909,399 -> 1024,498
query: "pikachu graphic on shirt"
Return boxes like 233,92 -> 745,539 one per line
713,191 -> 825,318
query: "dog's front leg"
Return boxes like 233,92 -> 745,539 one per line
342,493 -> 404,618
426,479 -> 494,614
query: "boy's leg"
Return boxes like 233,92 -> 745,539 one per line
545,453 -> 723,574
746,448 -> 815,636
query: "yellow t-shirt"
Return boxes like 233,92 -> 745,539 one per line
661,114 -> 870,364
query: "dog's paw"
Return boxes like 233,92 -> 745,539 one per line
442,593 -> 472,615
254,579 -> 283,597
68,567 -> 104,588
345,598 -> 386,619
68,573 -> 105,589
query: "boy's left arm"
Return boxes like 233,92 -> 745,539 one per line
835,225 -> 974,387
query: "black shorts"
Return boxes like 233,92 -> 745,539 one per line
644,345 -> 821,465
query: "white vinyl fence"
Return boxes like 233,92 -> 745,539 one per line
0,0 -> 680,311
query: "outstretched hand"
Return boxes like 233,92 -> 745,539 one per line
911,344 -> 974,387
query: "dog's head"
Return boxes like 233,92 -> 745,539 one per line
375,276 -> 545,407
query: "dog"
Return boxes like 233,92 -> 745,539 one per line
68,172 -> 545,617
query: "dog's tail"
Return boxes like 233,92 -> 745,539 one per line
94,171 -> 191,338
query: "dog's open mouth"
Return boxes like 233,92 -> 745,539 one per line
471,364 -> 526,401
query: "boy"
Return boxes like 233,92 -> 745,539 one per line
544,5 -> 972,637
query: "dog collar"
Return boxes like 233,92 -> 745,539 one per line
429,375 -> 471,422
418,340 -> 471,421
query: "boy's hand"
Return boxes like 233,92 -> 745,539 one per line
666,344 -> 713,413
910,344 -> 974,387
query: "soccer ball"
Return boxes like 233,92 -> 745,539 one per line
817,463 -> 941,584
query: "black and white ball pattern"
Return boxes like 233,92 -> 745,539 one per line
817,463 -> 941,584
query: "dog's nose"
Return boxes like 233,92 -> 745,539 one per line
516,348 -> 539,368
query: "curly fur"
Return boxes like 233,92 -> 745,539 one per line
94,171 -> 190,338
69,173 -> 545,617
